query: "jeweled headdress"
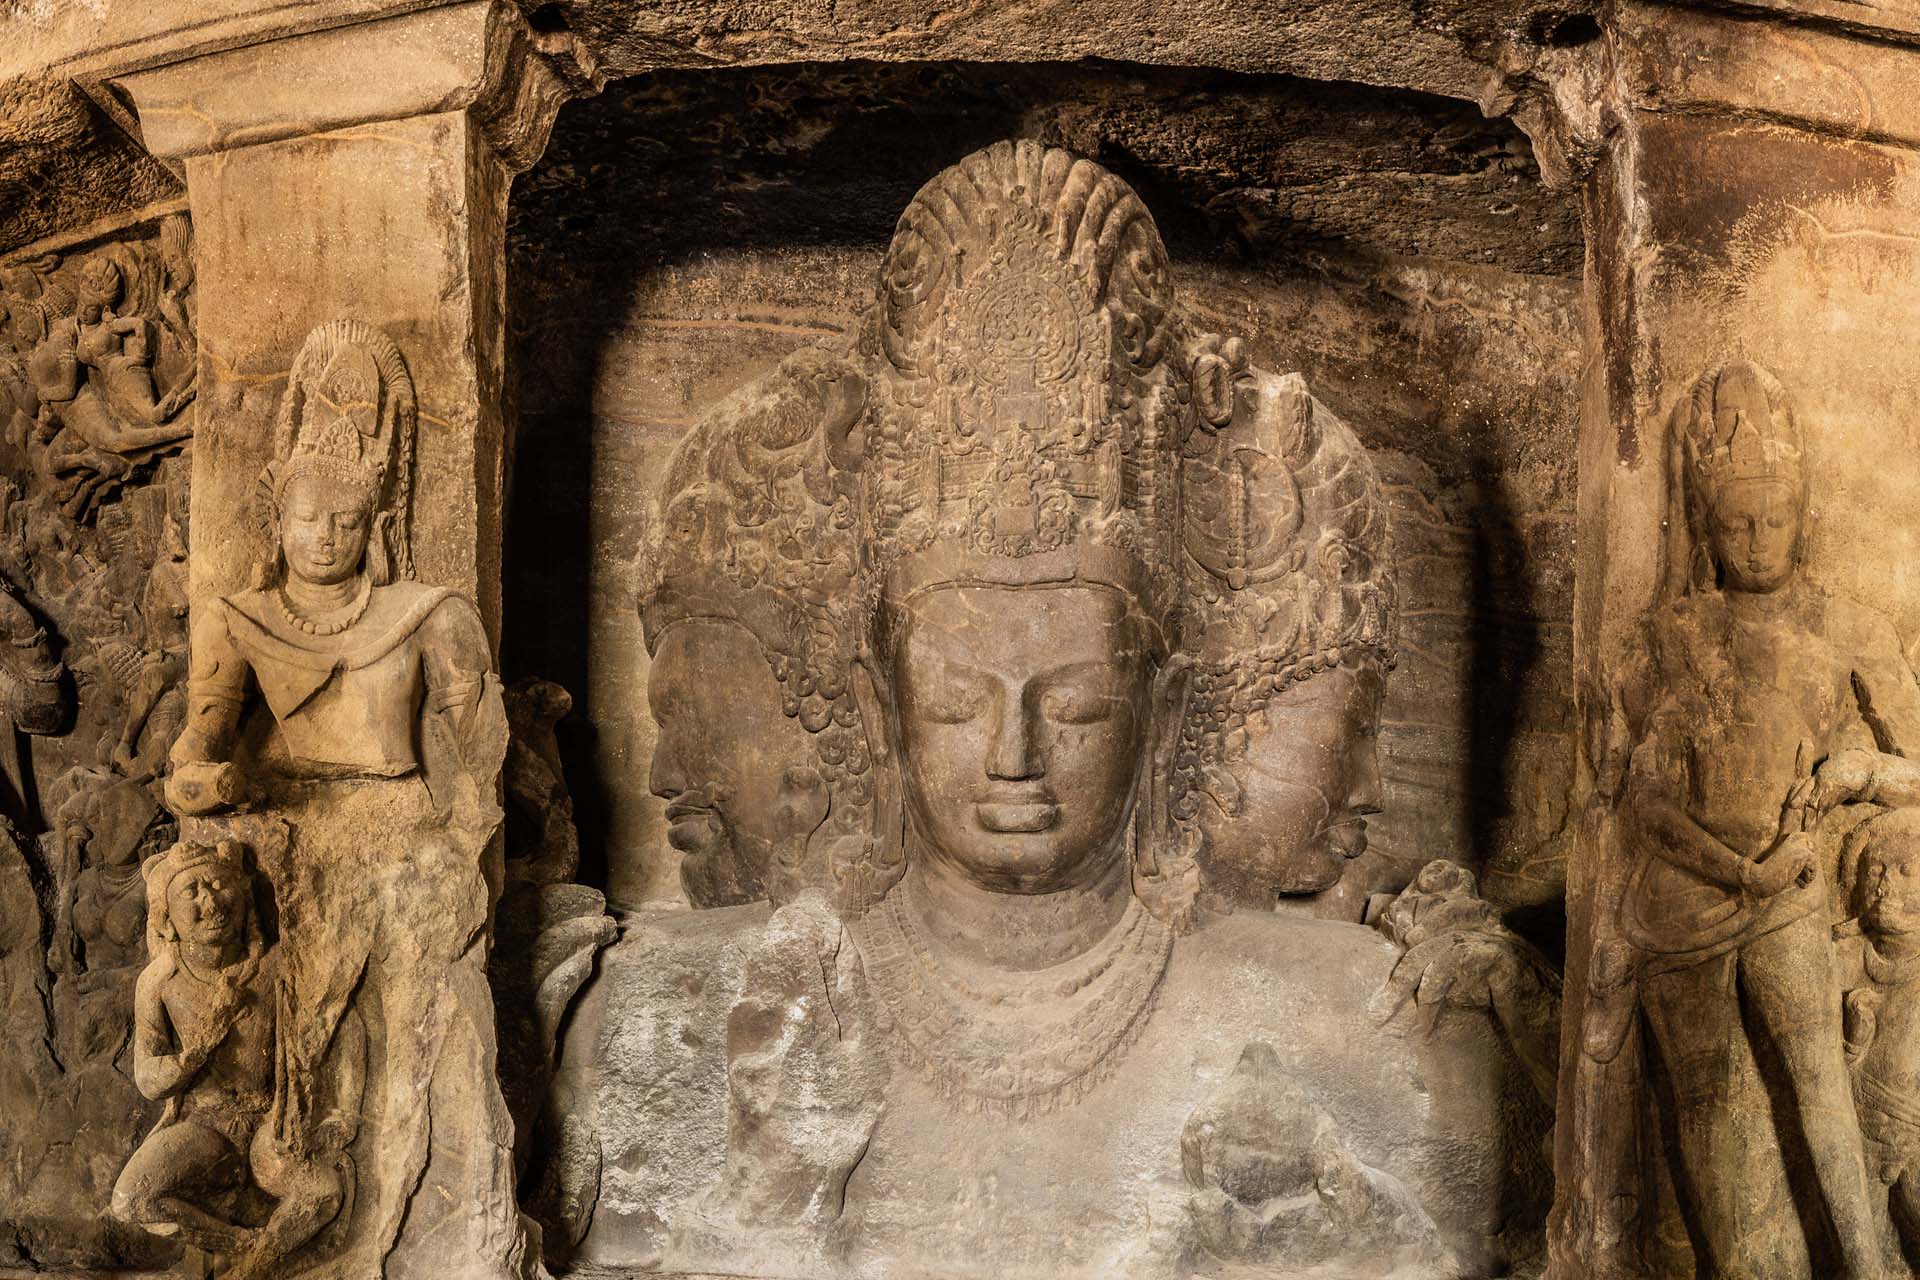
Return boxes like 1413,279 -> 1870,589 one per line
258,320 -> 416,586
639,344 -> 874,902
1177,362 -> 1395,817
857,140 -> 1187,644
1680,359 -> 1802,506
642,345 -> 866,733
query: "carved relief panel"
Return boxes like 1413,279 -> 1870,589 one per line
0,218 -> 203,1271
539,141 -> 1558,1280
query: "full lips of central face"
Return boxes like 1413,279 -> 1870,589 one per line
891,582 -> 1154,895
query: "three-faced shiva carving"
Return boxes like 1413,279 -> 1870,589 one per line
544,141 -> 1552,1280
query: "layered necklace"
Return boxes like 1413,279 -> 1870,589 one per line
277,575 -> 373,637
851,876 -> 1174,1118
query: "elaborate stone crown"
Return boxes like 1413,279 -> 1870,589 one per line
1182,366 -> 1394,677
1177,365 -> 1395,818
857,140 -> 1187,637
1680,359 -> 1803,506
641,344 -> 866,733
260,319 -> 416,583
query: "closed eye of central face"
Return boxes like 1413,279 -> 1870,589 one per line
911,653 -> 1130,729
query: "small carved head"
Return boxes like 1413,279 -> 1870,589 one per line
143,838 -> 261,958
76,258 -> 121,321
1850,808 -> 1920,940
1677,361 -> 1806,596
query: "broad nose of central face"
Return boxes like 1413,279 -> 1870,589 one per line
985,683 -> 1043,782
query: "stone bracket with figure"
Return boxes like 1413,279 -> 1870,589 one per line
126,319 -> 523,1280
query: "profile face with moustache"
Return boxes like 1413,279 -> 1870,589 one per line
887,582 -> 1155,894
1198,660 -> 1385,904
647,616 -> 829,907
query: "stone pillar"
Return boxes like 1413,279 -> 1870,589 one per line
97,7 -> 601,1277
110,0 -> 599,640
1552,7 -> 1920,1277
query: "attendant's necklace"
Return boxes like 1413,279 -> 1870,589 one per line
278,575 -> 372,637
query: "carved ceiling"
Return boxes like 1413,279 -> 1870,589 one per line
508,60 -> 1584,281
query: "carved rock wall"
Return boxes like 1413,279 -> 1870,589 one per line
503,63 -> 1580,925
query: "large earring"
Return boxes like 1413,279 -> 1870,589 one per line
844,655 -> 907,915
1134,654 -> 1199,932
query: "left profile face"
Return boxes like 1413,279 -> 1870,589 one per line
647,616 -> 823,907
1199,662 -> 1384,902
167,865 -> 244,948
280,473 -> 372,587
892,582 -> 1153,894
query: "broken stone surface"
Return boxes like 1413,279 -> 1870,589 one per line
11,2 -> 1920,1279
535,138 -> 1555,1280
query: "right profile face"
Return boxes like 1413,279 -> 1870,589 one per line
280,473 -> 372,587
167,865 -> 243,949
648,617 -> 822,907
890,582 -> 1153,894
1198,661 -> 1384,903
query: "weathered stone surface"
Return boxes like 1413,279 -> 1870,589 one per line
21,2 -> 1920,1279
1553,8 -> 1920,1279
533,137 -> 1557,1280
505,65 -> 1581,918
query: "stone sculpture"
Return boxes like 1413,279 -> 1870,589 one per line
0,572 -> 70,817
1177,356 -> 1395,906
1619,360 -> 1920,1277
544,140 -> 1551,1280
25,256 -> 195,520
112,838 -> 359,1280
1838,807 -> 1920,1260
0,231 -> 202,1273
639,345 -> 871,909
159,319 -> 520,1278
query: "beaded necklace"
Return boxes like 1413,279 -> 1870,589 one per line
276,575 -> 373,637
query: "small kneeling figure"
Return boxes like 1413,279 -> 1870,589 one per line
1839,807 -> 1920,1264
112,838 -> 359,1279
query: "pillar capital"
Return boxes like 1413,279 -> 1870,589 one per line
101,0 -> 601,637
1606,0 -> 1920,150
111,0 -> 600,171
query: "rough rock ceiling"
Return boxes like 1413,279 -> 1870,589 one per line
0,73 -> 182,256
509,60 -> 1585,280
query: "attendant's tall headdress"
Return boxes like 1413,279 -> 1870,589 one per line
1666,358 -> 1804,597
258,320 -> 416,587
